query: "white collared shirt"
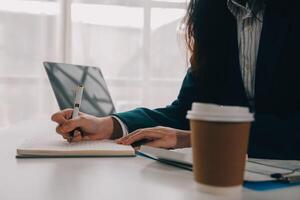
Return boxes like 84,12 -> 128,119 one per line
227,0 -> 265,106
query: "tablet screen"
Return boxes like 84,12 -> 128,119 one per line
44,62 -> 115,117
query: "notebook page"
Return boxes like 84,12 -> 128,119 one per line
17,135 -> 135,156
139,146 -> 192,165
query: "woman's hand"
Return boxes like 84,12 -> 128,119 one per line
51,109 -> 114,142
115,126 -> 191,149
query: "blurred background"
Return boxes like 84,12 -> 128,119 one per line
0,0 -> 189,128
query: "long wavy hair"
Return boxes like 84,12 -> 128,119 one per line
183,0 -> 202,74
183,0 -> 266,74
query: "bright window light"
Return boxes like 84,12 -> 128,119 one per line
0,0 -> 57,15
151,8 -> 185,30
72,4 -> 144,29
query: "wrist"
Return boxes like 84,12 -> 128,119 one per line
110,117 -> 123,139
175,131 -> 191,149
97,116 -> 114,139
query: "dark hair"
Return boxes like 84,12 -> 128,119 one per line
183,0 -> 201,73
183,0 -> 266,74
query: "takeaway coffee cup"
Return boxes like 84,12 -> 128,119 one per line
186,103 -> 254,194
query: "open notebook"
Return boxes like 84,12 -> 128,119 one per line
16,135 -> 135,158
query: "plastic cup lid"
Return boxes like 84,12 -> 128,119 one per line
186,103 -> 254,122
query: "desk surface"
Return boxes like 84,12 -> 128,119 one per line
0,119 -> 299,200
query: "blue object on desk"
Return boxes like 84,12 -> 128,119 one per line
243,181 -> 300,191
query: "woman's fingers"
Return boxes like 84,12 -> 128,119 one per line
55,117 -> 86,142
62,134 -> 68,140
58,128 -> 91,142
115,130 -> 141,144
52,109 -> 85,125
52,110 -> 93,142
56,125 -> 69,138
71,130 -> 83,142
115,126 -> 178,149
51,113 -> 67,125
115,129 -> 140,143
59,117 -> 84,134
119,130 -> 162,145
116,128 -> 162,144
56,127 -> 81,141
144,139 -> 167,148
51,109 -> 73,123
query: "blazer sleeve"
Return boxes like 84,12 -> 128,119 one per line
113,69 -> 198,133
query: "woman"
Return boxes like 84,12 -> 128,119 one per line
52,0 -> 300,159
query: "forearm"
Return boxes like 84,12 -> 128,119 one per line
113,69 -> 198,133
114,105 -> 190,133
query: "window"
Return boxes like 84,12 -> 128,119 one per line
0,0 -> 189,127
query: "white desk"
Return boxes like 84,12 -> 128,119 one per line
0,119 -> 299,200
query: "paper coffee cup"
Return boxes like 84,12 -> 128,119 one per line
187,103 -> 254,194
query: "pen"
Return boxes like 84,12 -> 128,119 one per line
284,175 -> 300,183
271,168 -> 300,183
271,173 -> 300,183
68,85 -> 84,143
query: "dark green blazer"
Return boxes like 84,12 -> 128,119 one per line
114,1 -> 300,159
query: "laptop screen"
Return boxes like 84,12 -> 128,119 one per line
44,62 -> 115,117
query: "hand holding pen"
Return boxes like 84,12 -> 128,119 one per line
51,85 -> 117,142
